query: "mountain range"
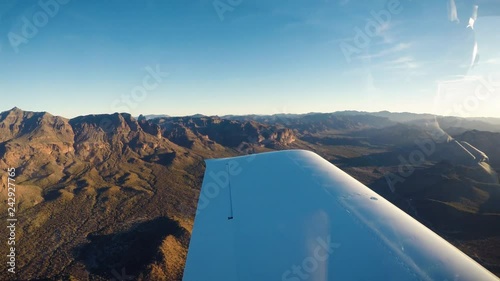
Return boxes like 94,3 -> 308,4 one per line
1,107 -> 499,280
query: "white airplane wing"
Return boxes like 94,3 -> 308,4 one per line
183,150 -> 498,281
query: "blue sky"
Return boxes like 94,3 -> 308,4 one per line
0,0 -> 499,118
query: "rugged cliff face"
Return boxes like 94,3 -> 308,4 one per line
226,113 -> 396,134
0,109 -> 193,280
149,116 -> 296,149
0,109 -> 76,210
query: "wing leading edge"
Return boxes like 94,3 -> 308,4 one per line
183,150 -> 498,281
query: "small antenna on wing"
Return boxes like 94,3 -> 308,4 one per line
227,163 -> 234,220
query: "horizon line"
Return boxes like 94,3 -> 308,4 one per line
2,106 -> 500,120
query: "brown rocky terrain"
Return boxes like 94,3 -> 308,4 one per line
151,116 -> 296,149
0,108 -> 236,280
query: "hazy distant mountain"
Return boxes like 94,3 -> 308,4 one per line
138,114 -> 209,120
469,117 -> 500,126
138,114 -> 170,120
338,111 -> 500,133
225,111 -> 500,134
333,110 -> 437,123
